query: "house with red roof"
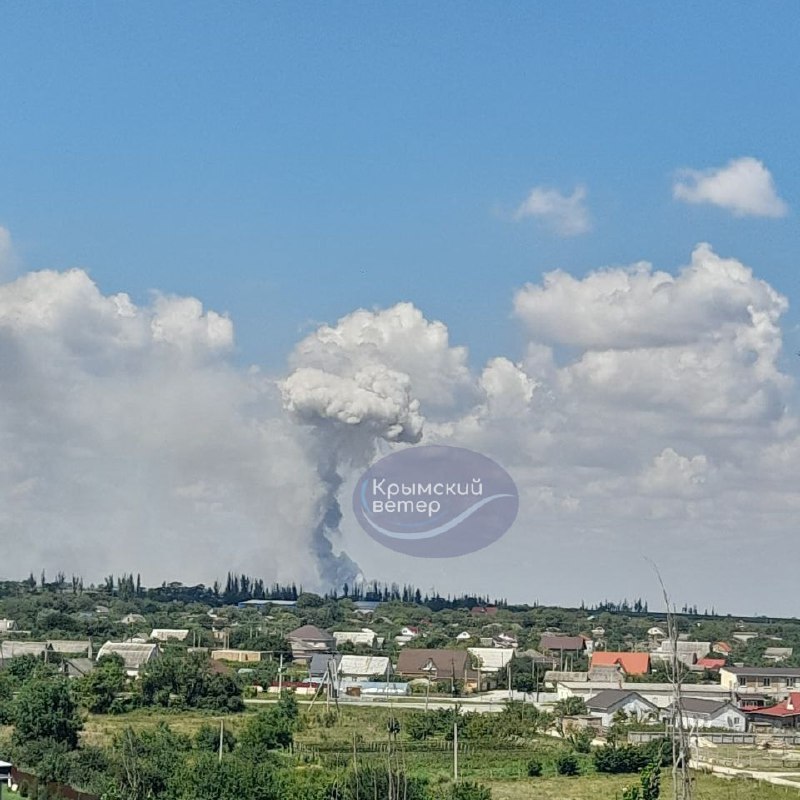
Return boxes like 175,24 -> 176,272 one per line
590,652 -> 650,677
745,693 -> 800,730
694,657 -> 727,672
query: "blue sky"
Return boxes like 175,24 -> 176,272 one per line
2,3 -> 799,370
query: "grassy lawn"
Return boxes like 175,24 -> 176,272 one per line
82,707 -> 256,747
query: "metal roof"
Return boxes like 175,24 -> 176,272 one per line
468,647 -> 515,672
337,655 -> 390,677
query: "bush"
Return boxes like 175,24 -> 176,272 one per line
640,737 -> 672,767
594,739 -> 672,774
594,743 -> 647,774
526,758 -> 542,777
555,752 -> 580,776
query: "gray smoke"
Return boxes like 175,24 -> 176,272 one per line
281,365 -> 424,586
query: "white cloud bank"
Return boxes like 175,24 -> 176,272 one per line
673,157 -> 788,218
513,184 -> 591,236
1,242 -> 799,612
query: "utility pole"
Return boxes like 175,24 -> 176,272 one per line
218,720 -> 224,763
278,653 -> 284,694
507,660 -> 512,701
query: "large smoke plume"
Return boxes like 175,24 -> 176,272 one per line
280,302 -> 472,587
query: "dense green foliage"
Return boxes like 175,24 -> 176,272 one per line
138,651 -> 244,711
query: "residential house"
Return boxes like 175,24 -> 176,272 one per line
308,653 -> 338,682
61,658 -> 96,679
470,606 -> 498,617
337,655 -> 391,680
764,647 -> 793,663
720,666 -> 800,697
287,625 -> 335,664
517,648 -> 557,669
651,641 -> 710,667
120,613 -> 147,626
588,665 -> 626,684
456,631 -> 472,641
590,652 -> 650,677
694,658 -> 727,672
556,680 -> 734,710
210,649 -> 266,663
494,633 -> 518,648
150,629 -> 190,643
539,635 -> 588,669
0,619 -> 16,633
713,642 -> 733,656
0,641 -> 52,660
585,690 -> 658,728
48,640 -> 92,656
732,632 -> 759,643
333,630 -> 377,648
96,641 -> 160,677
468,647 -> 515,675
667,698 -> 747,732
745,693 -> 800,730
396,648 -> 481,690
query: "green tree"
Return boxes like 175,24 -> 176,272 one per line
194,723 -> 237,754
168,752 -> 282,800
238,709 -> 294,755
13,675 -> 82,750
76,653 -> 126,713
107,724 -> 191,800
554,697 -> 587,717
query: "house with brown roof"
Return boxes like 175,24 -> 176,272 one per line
540,635 -> 587,655
396,648 -> 482,690
287,624 -> 335,664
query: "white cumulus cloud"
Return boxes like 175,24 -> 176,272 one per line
0,268 -> 322,587
513,184 -> 591,236
673,157 -> 788,218
2,236 -> 800,613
